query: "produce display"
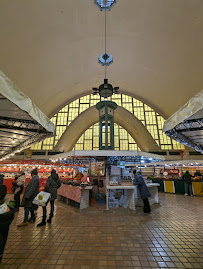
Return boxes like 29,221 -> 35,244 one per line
0,159 -> 86,193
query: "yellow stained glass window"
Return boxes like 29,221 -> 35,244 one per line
74,123 -> 139,151
33,92 -> 185,151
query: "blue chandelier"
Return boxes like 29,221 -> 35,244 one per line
94,0 -> 117,11
98,53 -> 113,66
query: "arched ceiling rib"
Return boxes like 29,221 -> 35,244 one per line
0,0 -> 203,118
56,106 -> 160,152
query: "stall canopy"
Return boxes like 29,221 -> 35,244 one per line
163,90 -> 203,154
0,71 -> 55,159
49,150 -> 165,164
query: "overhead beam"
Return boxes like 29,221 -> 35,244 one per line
0,124 -> 47,133
0,116 -> 37,125
176,126 -> 203,133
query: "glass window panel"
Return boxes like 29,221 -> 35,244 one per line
79,104 -> 89,113
31,142 -> 42,150
69,100 -> 79,107
134,107 -> 145,121
129,144 -> 137,151
133,98 -> 143,107
51,117 -> 57,125
90,99 -> 99,106
122,94 -> 132,103
38,92 -> 185,152
61,105 -> 68,112
75,144 -> 83,150
57,113 -> 67,125
80,96 -> 90,103
123,103 -> 133,111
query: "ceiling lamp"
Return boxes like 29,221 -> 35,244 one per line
94,0 -> 116,11
92,0 -> 119,98
93,79 -> 119,98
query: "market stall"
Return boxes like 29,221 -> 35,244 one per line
0,159 -> 74,193
140,161 -> 203,196
58,184 -> 92,209
106,163 -> 160,210
152,178 -> 203,195
50,150 -> 164,211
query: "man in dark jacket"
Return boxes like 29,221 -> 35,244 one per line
37,169 -> 61,227
133,170 -> 151,214
183,171 -> 193,196
17,168 -> 40,227
0,185 -> 14,263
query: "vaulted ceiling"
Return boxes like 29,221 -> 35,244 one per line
0,0 -> 203,119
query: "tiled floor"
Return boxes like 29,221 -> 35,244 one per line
1,193 -> 203,269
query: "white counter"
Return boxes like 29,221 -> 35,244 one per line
106,183 -> 160,210
106,185 -> 136,210
107,185 -> 135,190
134,183 -> 160,206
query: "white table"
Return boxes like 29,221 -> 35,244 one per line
106,186 -> 136,210
134,183 -> 160,206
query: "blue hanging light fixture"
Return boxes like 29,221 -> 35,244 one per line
94,0 -> 117,11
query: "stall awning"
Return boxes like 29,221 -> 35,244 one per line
0,71 -> 55,159
163,90 -> 203,154
49,150 -> 165,163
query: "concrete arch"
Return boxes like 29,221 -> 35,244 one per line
55,106 -> 160,152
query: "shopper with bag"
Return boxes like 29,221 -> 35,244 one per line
0,185 -> 14,263
37,169 -> 61,227
17,168 -> 39,227
12,170 -> 26,211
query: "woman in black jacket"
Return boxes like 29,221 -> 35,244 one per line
0,185 -> 15,263
37,169 -> 61,227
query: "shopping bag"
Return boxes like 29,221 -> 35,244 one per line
32,191 -> 51,206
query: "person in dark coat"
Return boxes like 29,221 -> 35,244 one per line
12,170 -> 26,211
0,174 -> 4,185
37,169 -> 61,227
0,185 -> 14,263
17,168 -> 40,227
183,171 -> 193,196
133,170 -> 151,214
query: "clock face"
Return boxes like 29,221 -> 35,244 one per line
100,108 -> 105,116
108,107 -> 113,116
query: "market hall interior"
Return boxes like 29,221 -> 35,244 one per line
0,0 -> 203,269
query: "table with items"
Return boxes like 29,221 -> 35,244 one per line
57,182 -> 92,209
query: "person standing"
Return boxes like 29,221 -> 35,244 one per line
0,174 -> 4,185
17,168 -> 39,227
133,170 -> 151,214
183,171 -> 193,196
12,170 -> 26,211
0,185 -> 14,263
37,169 -> 61,227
